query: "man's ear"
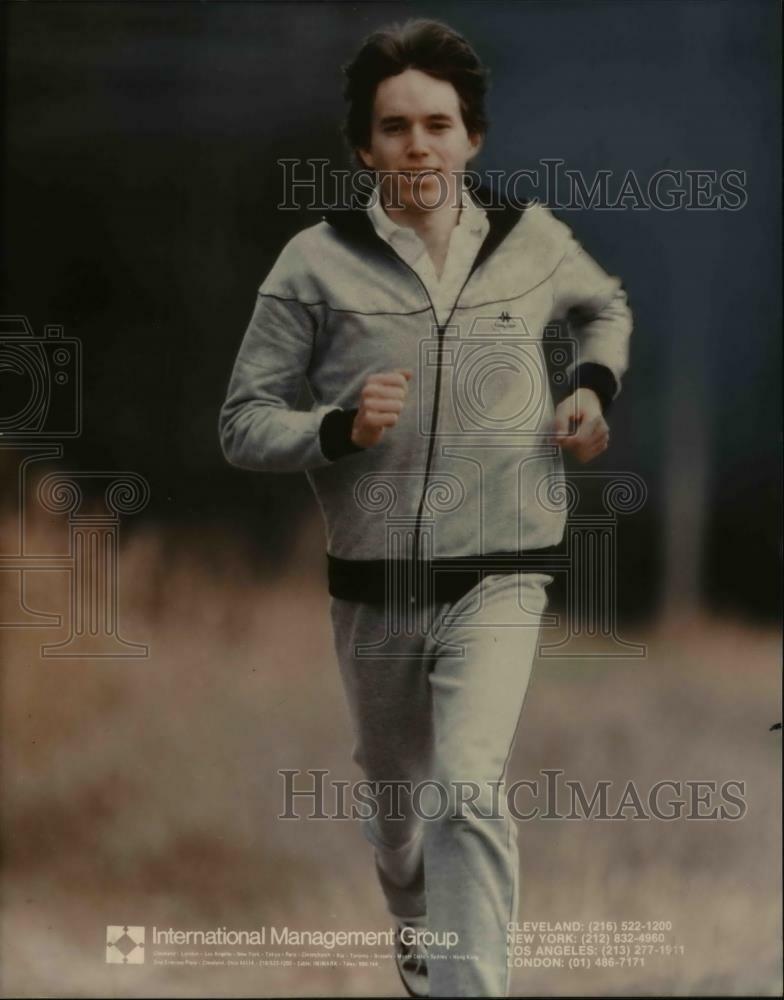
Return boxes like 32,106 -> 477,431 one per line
467,131 -> 483,160
357,147 -> 374,170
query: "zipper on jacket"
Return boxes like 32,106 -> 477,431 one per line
377,244 -> 477,606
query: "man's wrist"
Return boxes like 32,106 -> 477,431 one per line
565,363 -> 618,415
319,407 -> 365,461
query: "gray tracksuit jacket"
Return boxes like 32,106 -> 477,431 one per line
219,189 -> 633,603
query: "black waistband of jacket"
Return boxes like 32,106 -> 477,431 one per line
326,544 -> 567,605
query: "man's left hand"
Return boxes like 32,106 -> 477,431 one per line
547,389 -> 609,463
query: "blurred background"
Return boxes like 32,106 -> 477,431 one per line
0,1 -> 781,996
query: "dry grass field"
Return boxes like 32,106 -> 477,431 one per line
1,509 -> 780,997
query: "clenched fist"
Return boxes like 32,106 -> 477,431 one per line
548,388 -> 610,463
351,369 -> 413,449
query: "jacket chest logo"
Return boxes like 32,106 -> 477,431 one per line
494,311 -> 514,329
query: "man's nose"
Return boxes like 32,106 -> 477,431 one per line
406,124 -> 431,157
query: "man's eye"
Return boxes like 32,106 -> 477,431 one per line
383,124 -> 403,133
430,123 -> 450,131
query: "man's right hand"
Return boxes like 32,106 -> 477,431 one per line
351,369 -> 413,449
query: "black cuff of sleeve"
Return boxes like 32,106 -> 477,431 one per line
566,363 -> 618,415
319,407 -> 364,461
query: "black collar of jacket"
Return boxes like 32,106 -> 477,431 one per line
321,183 -> 528,278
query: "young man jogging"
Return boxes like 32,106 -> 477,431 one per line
219,18 -> 632,998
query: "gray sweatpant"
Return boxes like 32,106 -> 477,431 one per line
329,571 -> 553,998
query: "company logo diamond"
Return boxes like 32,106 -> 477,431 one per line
106,925 -> 145,964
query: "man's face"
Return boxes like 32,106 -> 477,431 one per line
357,67 -> 482,212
